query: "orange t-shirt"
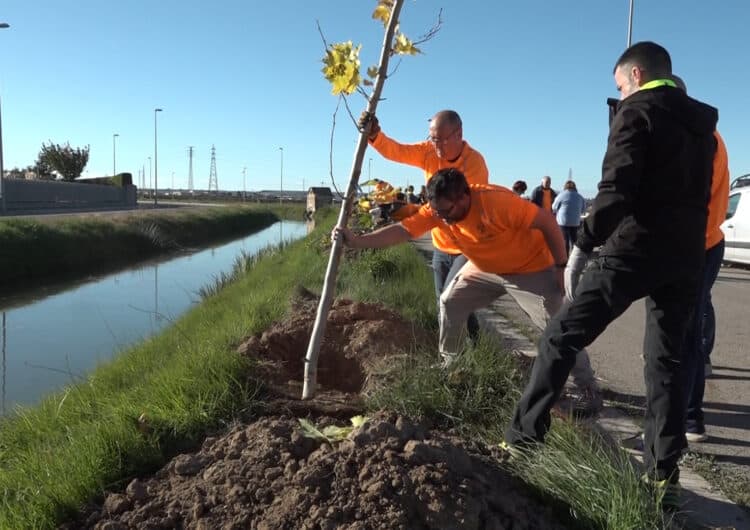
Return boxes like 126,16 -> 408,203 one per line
400,184 -> 554,274
706,131 -> 729,249
371,132 -> 489,254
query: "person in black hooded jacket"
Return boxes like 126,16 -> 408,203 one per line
504,41 -> 718,508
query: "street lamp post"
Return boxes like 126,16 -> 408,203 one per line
153,108 -> 162,206
627,0 -> 634,47
112,133 -> 119,176
148,156 -> 152,192
368,157 -> 372,181
279,147 -> 283,205
0,23 -> 10,214
242,166 -> 247,201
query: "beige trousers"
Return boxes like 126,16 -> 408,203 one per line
439,260 -> 597,388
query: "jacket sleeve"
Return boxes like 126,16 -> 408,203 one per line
370,132 -> 430,170
530,187 -> 541,206
576,105 -> 649,252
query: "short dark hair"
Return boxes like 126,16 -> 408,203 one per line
512,180 -> 527,194
427,168 -> 469,202
613,41 -> 672,77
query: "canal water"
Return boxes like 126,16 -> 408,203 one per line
0,220 -> 308,414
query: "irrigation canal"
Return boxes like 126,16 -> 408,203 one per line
0,220 -> 309,414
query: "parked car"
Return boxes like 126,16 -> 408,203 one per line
730,173 -> 750,190
721,186 -> 750,265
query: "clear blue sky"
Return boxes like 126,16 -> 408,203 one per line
1,0 -> 747,197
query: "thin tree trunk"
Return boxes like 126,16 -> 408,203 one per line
302,0 -> 405,400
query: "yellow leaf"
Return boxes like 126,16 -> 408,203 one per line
372,4 -> 390,26
393,33 -> 420,55
321,41 -> 362,95
350,415 -> 368,428
367,66 -> 379,79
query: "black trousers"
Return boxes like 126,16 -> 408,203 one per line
560,225 -> 579,256
506,255 -> 700,480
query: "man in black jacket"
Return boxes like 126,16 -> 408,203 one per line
504,41 -> 718,509
530,176 -> 557,211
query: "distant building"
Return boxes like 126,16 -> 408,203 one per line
307,187 -> 333,214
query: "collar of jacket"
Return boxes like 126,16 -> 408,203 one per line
639,79 -> 677,91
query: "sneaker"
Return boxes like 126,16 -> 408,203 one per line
704,363 -> 712,377
685,429 -> 709,443
642,474 -> 681,512
558,385 -> 603,417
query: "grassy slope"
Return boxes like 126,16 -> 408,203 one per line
0,204 -> 305,291
0,208 -> 663,529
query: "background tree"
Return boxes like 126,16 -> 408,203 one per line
37,141 -> 90,181
32,157 -> 55,180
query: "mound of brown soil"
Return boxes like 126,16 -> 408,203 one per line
238,289 -> 436,415
75,414 -> 565,530
63,294 -> 569,529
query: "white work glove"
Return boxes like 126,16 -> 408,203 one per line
564,245 -> 590,302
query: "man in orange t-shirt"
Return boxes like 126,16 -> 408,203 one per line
669,75 -> 730,443
334,168 -> 600,411
360,110 -> 488,343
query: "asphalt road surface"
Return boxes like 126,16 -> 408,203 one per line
587,264 -> 750,473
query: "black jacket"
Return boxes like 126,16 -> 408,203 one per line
530,186 -> 557,209
577,86 -> 718,268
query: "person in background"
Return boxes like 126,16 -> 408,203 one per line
668,74 -> 730,444
359,109 -> 488,344
418,185 -> 428,204
552,180 -> 586,256
406,185 -> 420,204
512,180 -> 528,197
504,42 -> 718,511
334,168 -> 601,413
530,176 -> 557,211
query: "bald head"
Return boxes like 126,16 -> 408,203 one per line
430,110 -> 462,129
428,110 -> 464,161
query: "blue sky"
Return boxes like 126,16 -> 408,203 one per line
1,0 -> 747,197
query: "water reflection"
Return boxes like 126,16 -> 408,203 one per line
0,220 -> 307,413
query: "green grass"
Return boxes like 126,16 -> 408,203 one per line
0,208 -> 667,528
508,423 -> 666,529
0,203 -> 305,292
367,335 -> 666,529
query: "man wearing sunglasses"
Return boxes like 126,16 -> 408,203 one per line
333,167 -> 601,414
359,110 -> 488,348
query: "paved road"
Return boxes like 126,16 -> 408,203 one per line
587,264 -> 750,473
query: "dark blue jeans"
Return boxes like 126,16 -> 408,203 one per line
560,225 -> 579,256
683,239 -> 724,432
506,255 -> 700,481
432,250 -> 479,341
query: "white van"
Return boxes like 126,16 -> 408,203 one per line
722,186 -> 750,265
